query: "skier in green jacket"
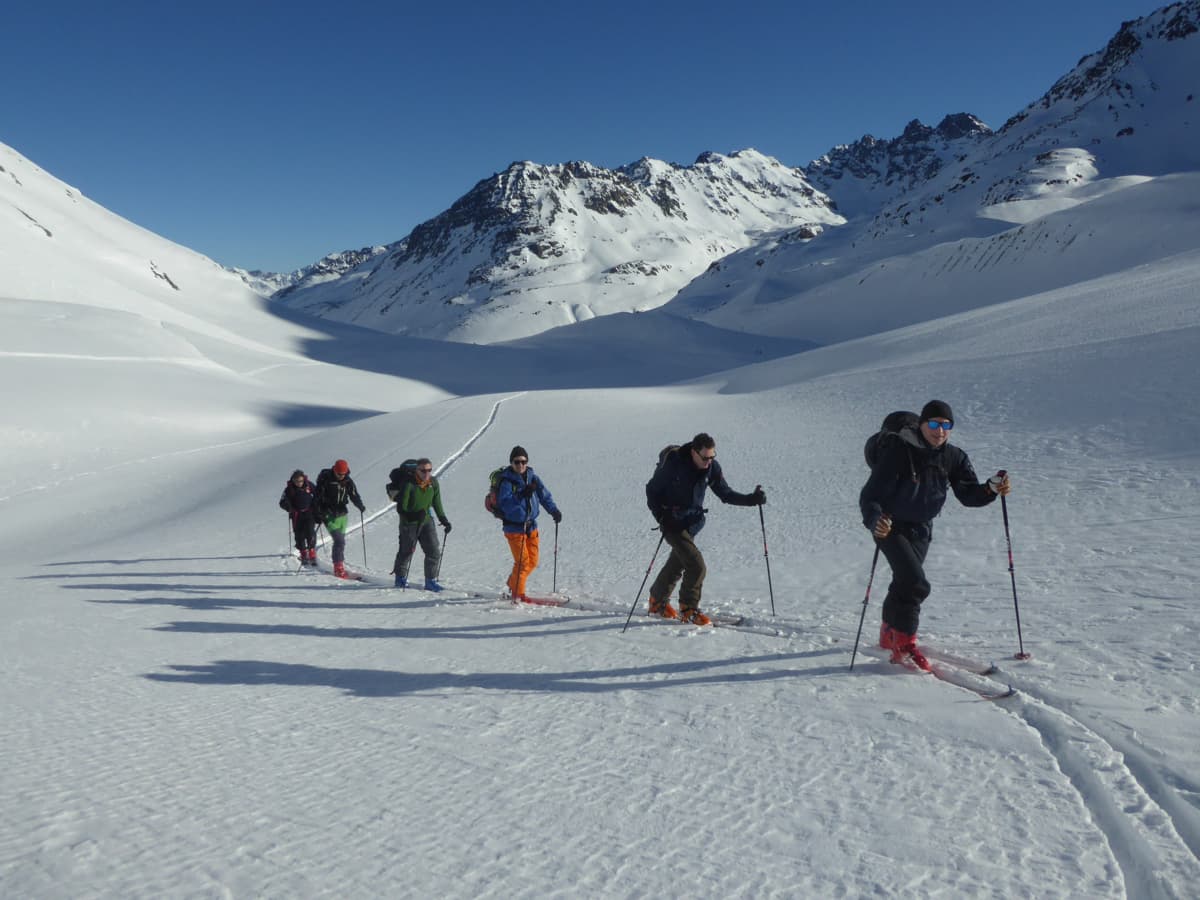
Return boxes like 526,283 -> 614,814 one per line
389,458 -> 451,591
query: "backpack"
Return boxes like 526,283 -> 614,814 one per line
657,444 -> 680,468
484,467 -> 508,519
386,459 -> 420,502
863,411 -> 919,469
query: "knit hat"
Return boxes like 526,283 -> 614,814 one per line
510,445 -> 528,462
920,400 -> 954,423
333,459 -> 350,475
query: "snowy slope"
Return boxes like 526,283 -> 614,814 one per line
3,244 -> 1198,897
2,6 -> 1200,895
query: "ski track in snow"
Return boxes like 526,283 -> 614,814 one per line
322,392 -> 525,550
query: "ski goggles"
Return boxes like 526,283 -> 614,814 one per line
925,420 -> 954,431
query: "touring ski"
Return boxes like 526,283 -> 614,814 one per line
514,594 -> 570,608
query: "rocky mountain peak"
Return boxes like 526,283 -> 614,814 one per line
274,150 -> 842,343
804,113 -> 993,217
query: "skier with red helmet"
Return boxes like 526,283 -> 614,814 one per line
315,459 -> 366,578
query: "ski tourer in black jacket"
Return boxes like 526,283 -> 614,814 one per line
859,423 -> 997,640
314,469 -> 365,521
859,425 -> 994,533
646,442 -> 759,536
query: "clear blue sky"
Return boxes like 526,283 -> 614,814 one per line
1,0 -> 1161,273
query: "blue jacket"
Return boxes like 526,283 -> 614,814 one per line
645,442 -> 756,536
495,465 -> 560,534
859,426 -> 994,532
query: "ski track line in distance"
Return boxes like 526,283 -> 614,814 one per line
437,392 -> 525,476
353,393 -> 525,537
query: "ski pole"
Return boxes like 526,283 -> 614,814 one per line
360,509 -> 368,569
849,544 -> 881,671
435,523 -> 449,580
758,503 -> 776,616
552,519 -> 559,594
622,532 -> 666,634
997,471 -> 1031,660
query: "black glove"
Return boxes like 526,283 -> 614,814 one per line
751,485 -> 766,506
550,509 -> 562,524
439,519 -> 452,533
520,482 -> 537,499
355,503 -> 366,513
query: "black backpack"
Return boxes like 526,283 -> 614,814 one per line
863,411 -> 919,469
386,459 -> 420,502
657,444 -> 680,468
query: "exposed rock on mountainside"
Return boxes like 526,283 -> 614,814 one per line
272,150 -> 842,344
805,114 -> 993,217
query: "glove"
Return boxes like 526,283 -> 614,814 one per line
520,482 -> 537,499
550,509 -> 562,524
751,485 -> 766,506
872,514 -> 892,539
439,519 -> 452,533
988,471 -> 1011,497
355,502 -> 366,513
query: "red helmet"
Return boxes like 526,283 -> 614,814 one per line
333,459 -> 350,475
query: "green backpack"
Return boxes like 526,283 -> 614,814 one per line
484,467 -> 507,518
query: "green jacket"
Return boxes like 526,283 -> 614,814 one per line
396,478 -> 448,525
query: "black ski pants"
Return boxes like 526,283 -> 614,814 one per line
649,528 -> 707,609
291,511 -> 317,552
877,520 -> 932,635
393,517 -> 442,581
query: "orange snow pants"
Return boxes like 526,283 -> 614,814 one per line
505,529 -> 540,597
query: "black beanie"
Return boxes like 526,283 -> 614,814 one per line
920,400 -> 954,423
510,445 -> 528,462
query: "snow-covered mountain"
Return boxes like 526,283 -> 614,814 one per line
231,246 -> 387,298
667,0 -> 1200,342
272,150 -> 843,344
805,113 -> 994,219
269,3 -> 1199,349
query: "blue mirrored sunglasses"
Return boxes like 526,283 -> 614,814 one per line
926,420 -> 954,431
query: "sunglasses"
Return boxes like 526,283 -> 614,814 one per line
418,468 -> 432,474
925,420 -> 954,431
512,458 -> 528,465
697,452 -> 716,462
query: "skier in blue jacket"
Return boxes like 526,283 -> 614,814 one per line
494,445 -> 562,600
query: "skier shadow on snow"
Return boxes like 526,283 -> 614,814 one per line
42,555 -> 284,566
85,593 -> 488,612
155,614 -> 625,641
145,649 -> 846,697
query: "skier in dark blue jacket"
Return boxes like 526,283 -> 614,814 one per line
859,400 -> 1010,669
645,433 -> 765,625
279,469 -> 318,566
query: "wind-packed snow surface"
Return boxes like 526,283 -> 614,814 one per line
3,135 -> 1200,896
